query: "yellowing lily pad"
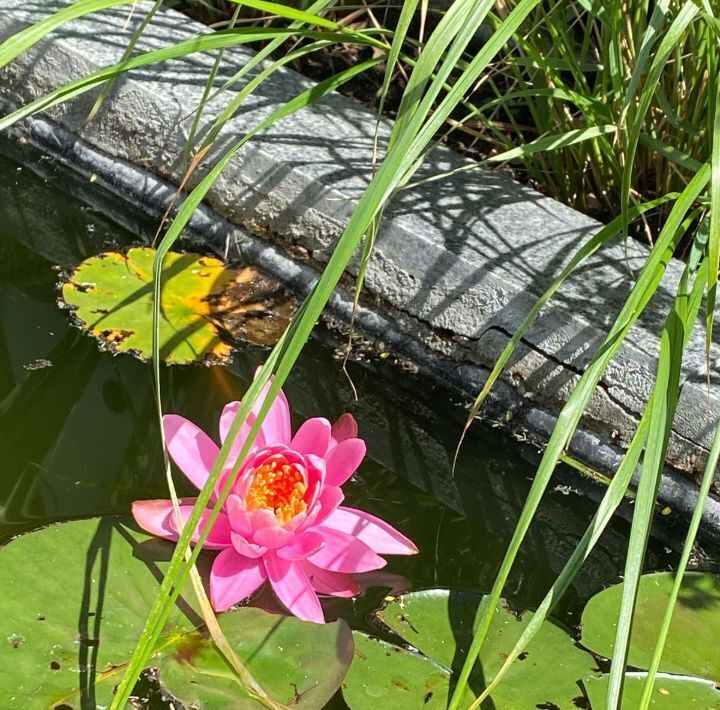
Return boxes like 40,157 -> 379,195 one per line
60,247 -> 293,364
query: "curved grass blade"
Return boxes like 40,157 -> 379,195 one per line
468,405 -> 651,709
108,58 -> 383,708
183,0 -> 339,124
448,164 -> 711,710
619,0 -> 670,126
404,124 -> 618,190
706,79 -> 720,366
451,194 -> 677,467
606,234 -> 708,709
473,86 -> 612,119
0,27 -> 377,134
181,2 -> 242,170
224,0 -> 339,30
112,3 -> 548,704
638,417 -> 720,708
637,134 -> 703,172
0,0 -> 129,70
198,37 -> 364,153
620,2 -> 699,237
85,0 -> 163,123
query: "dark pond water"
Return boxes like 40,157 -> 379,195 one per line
0,144 -> 685,699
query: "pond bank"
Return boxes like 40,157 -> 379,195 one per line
2,0 -> 720,532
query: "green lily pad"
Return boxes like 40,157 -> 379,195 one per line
0,518 -> 352,708
581,572 -> 720,681
60,247 -> 294,365
343,589 -> 597,709
343,633 -> 456,709
584,673 -> 720,708
157,608 -> 352,707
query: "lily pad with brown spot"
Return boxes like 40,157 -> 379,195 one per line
60,247 -> 294,365
207,265 -> 296,347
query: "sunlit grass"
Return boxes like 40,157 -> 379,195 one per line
1,1 -> 719,708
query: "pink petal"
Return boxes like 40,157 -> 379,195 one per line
291,418 -> 331,457
225,494 -> 253,537
132,499 -> 181,541
250,508 -> 280,533
220,381 -> 292,455
308,527 -> 386,573
210,548 -> 267,612
132,499 -> 232,549
264,554 -> 324,623
322,507 -> 418,555
231,531 -> 267,559
330,414 -> 358,447
277,530 -> 325,560
255,380 -> 292,442
303,453 -> 326,509
324,438 -> 366,486
301,561 -> 360,598
254,524 -> 293,550
305,486 -> 344,529
163,415 -> 219,493
218,401 -> 266,466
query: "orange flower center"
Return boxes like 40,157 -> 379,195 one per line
245,457 -> 308,524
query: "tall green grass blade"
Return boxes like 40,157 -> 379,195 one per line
469,406 -> 651,709
620,0 -> 670,125
389,0 -> 485,150
405,0 -> 548,162
109,58 -> 383,707
347,0 -> 418,366
469,232 -> 709,709
706,80 -> 720,363
182,2 -> 242,170
374,0 -> 419,155
620,2 -> 698,237
0,28 -> 377,133
0,0 -> 129,69
112,4 -> 547,704
448,164 -> 711,710
86,0 -> 163,124
638,418 -> 720,709
606,238 -> 707,709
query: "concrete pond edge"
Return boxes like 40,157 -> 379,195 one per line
1,1 -> 720,534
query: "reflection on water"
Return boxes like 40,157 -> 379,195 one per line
0,147 -> 677,637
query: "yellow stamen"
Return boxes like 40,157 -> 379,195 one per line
245,457 -> 308,524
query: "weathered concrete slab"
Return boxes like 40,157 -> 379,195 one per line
1,0 -> 719,516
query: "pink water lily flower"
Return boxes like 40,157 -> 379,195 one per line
132,378 -> 417,623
